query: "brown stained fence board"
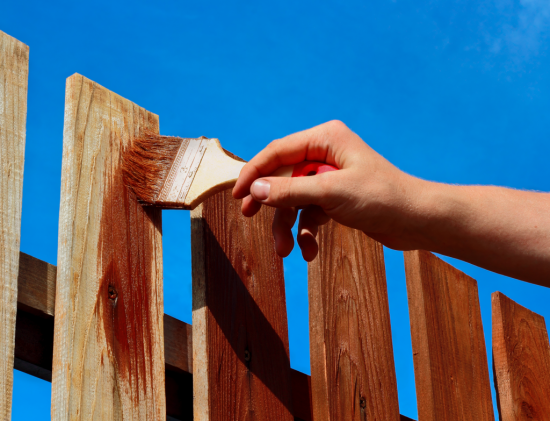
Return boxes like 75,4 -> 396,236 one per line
404,250 -> 493,421
492,292 -> 550,420
309,220 -> 400,421
0,30 -> 28,419
191,189 -> 294,421
52,74 -> 165,420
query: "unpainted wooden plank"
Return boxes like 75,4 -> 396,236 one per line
308,220 -> 400,421
0,30 -> 28,419
404,250 -> 493,421
52,74 -> 165,420
492,292 -> 550,420
191,188 -> 294,421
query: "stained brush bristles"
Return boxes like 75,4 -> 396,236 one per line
122,131 -> 183,204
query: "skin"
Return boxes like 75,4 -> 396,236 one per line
232,120 -> 550,286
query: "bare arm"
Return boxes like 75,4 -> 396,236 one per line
232,120 -> 550,286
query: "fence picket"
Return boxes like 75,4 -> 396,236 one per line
404,250 -> 493,421
191,188 -> 294,421
0,29 -> 28,419
308,221 -> 400,420
492,292 -> 550,420
52,74 -> 165,420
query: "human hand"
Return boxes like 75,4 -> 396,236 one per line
232,120 -> 424,261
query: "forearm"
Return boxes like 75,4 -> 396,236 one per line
234,121 -> 550,281
412,181 -> 550,285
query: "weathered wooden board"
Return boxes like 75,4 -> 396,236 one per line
308,220 -> 400,421
0,30 -> 28,419
492,291 -> 550,420
52,74 -> 165,420
191,189 -> 293,421
404,250 -> 493,421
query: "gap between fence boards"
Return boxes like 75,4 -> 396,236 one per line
15,251 -> 414,421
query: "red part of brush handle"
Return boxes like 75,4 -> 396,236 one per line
291,161 -> 338,177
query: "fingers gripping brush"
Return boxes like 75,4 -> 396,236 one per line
122,131 -> 338,210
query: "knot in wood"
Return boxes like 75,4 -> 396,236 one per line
108,285 -> 118,301
360,398 -> 366,409
244,348 -> 251,362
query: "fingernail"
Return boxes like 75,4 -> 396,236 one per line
251,179 -> 270,201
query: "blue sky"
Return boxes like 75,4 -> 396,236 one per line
3,0 -> 550,419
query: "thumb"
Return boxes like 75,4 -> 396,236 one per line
250,175 -> 330,208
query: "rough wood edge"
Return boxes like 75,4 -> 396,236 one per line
190,203 -> 209,421
403,250 -> 434,419
0,29 -> 29,419
307,254 -> 330,421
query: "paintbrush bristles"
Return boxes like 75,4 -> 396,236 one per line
122,131 -> 183,204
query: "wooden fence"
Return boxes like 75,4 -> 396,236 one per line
2,29 -> 550,420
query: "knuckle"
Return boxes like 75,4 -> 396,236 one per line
264,141 -> 285,167
326,119 -> 348,132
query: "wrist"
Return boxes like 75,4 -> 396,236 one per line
406,179 -> 465,252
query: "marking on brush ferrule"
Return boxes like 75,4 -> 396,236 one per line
157,137 -> 208,204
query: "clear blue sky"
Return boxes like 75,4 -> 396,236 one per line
3,0 -> 550,419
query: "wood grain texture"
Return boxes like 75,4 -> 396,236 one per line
308,220 -> 400,421
0,30 -> 28,419
492,292 -> 550,421
191,188 -> 293,421
52,74 -> 165,420
404,250 -> 493,421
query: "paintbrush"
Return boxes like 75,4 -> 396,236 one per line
122,131 -> 337,210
